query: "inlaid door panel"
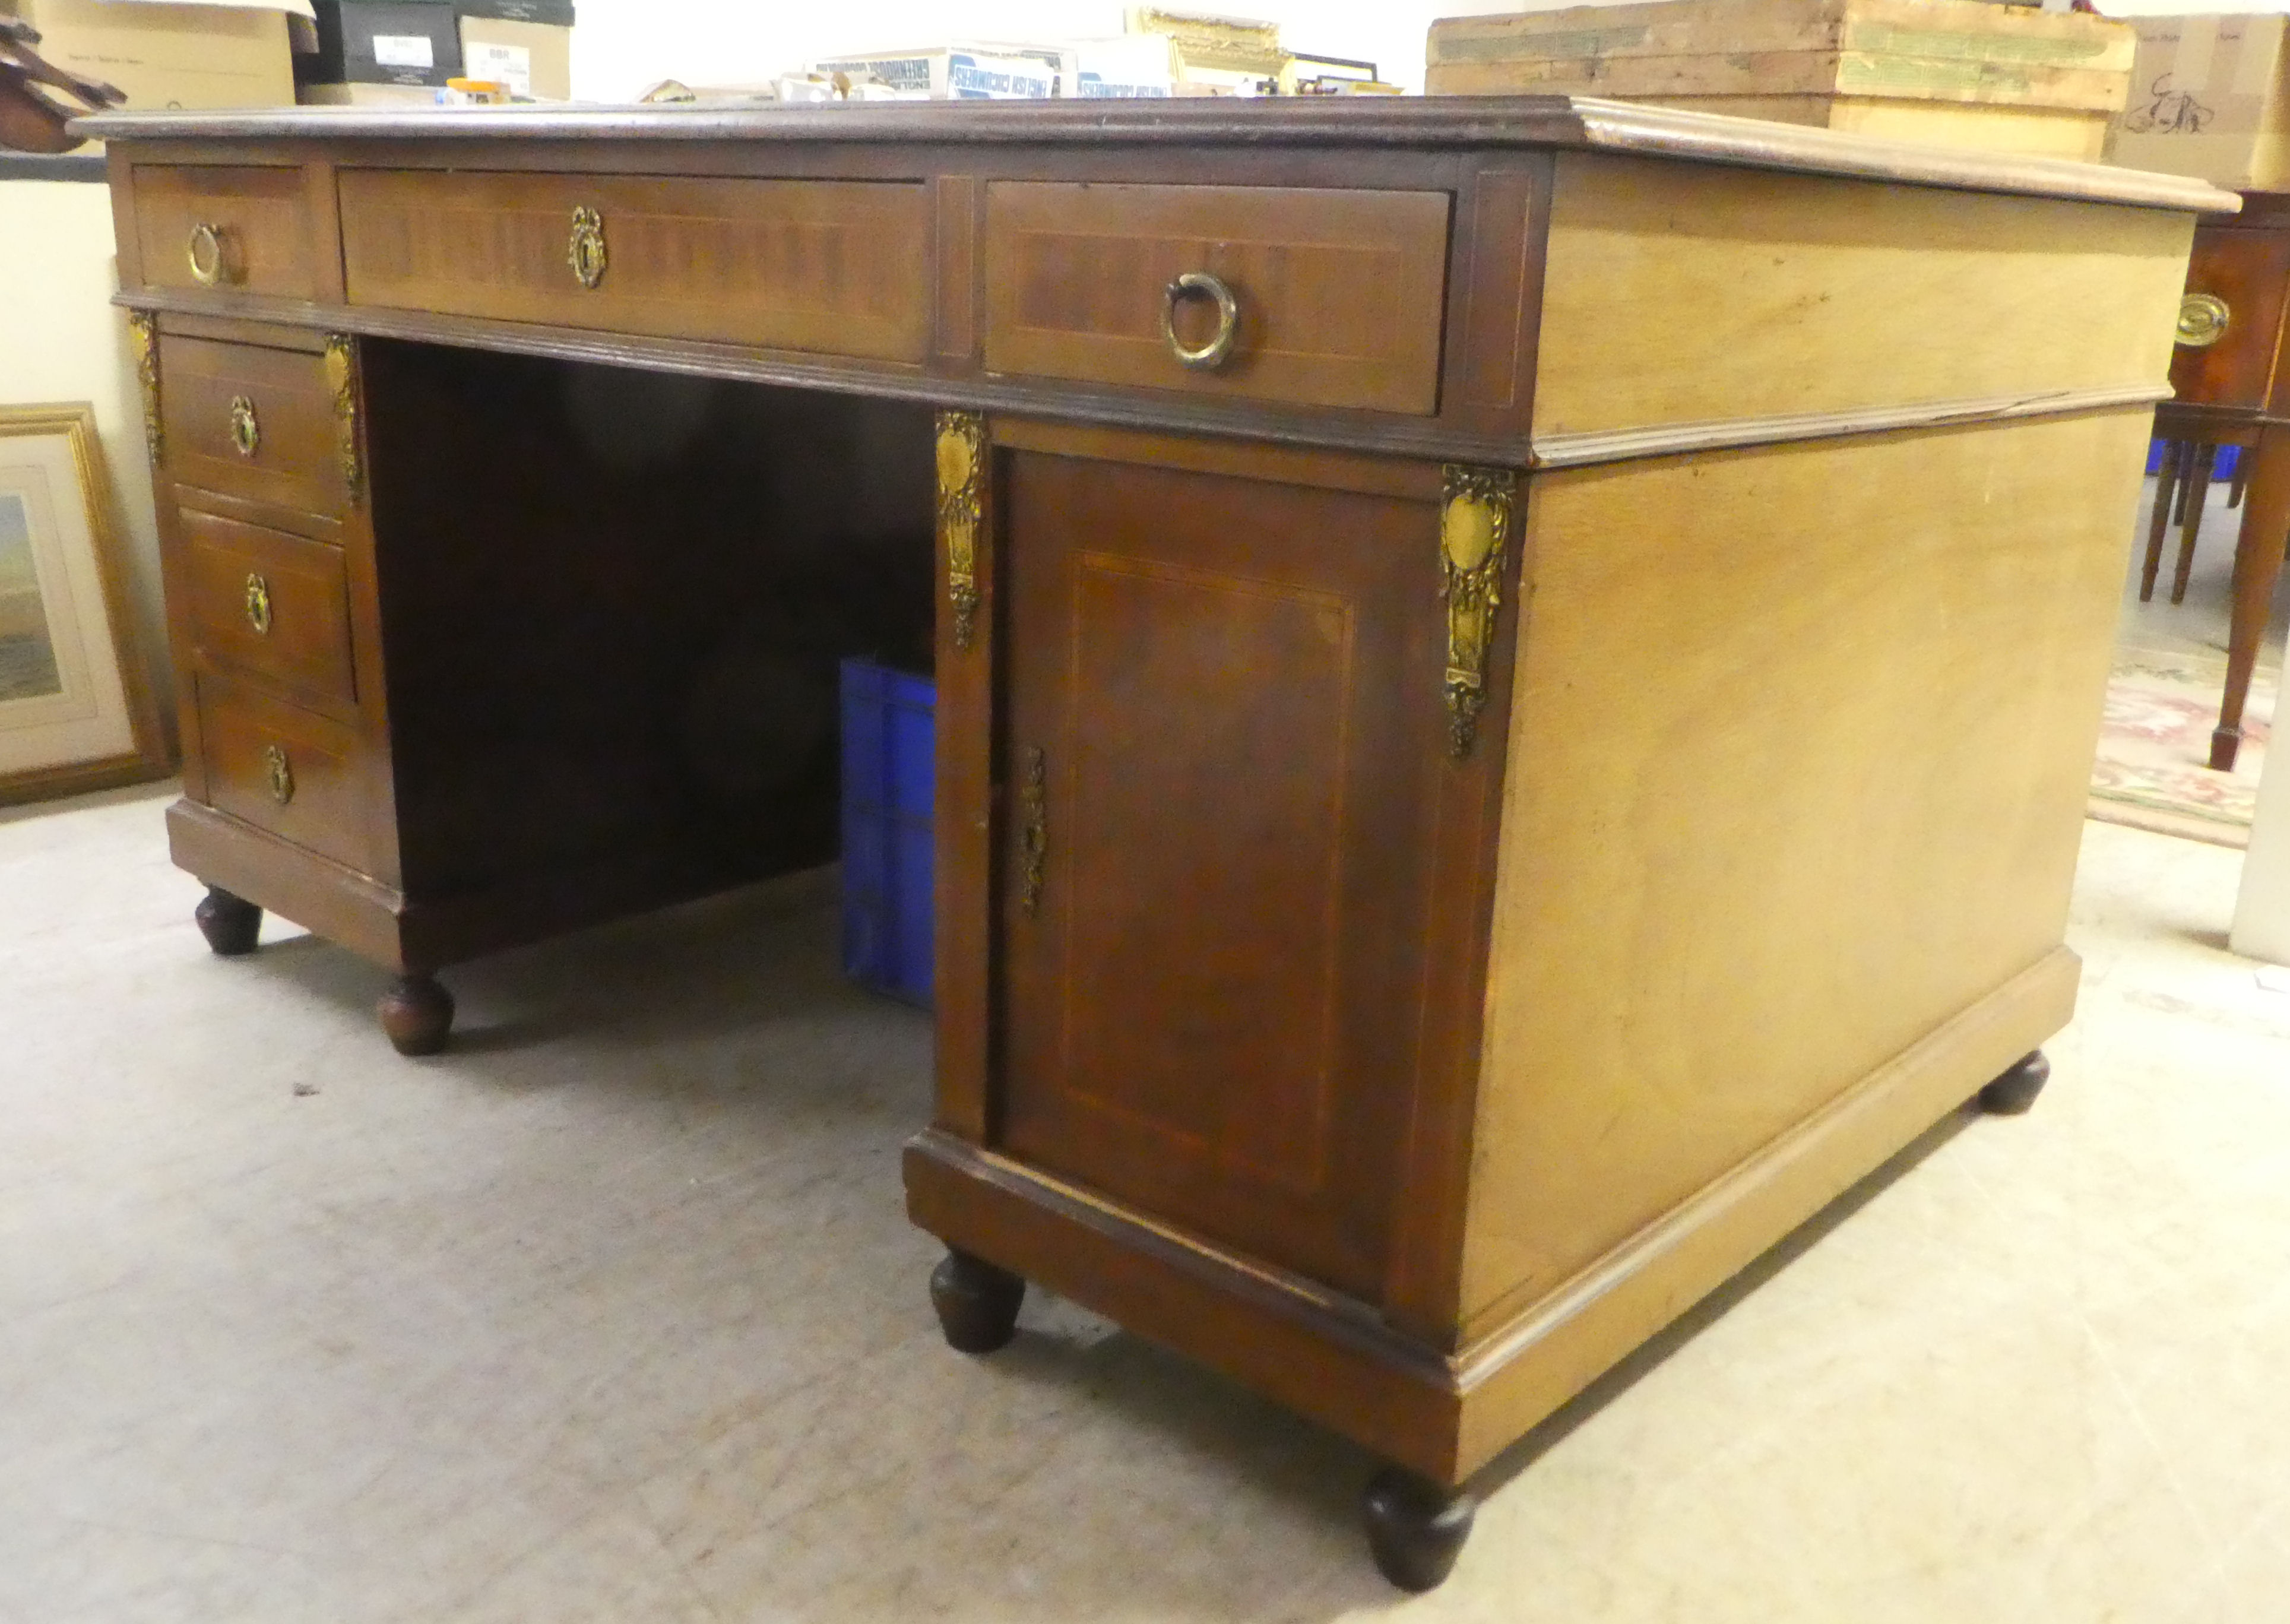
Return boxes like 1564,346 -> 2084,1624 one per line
338,170 -> 932,362
994,449 -> 1454,1299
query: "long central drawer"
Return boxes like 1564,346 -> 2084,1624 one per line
338,171 -> 932,363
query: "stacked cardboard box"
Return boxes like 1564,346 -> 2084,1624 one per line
295,0 -> 568,105
2,0 -> 308,112
2109,14 -> 2290,191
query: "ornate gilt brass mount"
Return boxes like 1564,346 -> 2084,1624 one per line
2177,292 -> 2230,349
1019,745 -> 1047,916
126,311 -> 161,465
322,334 -> 364,505
1438,466 -> 1518,759
936,410 -> 986,651
568,206 -> 607,290
228,394 -> 260,458
261,743 -> 294,806
243,572 -> 273,635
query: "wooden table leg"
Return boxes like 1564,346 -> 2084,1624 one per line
2141,436 -> 2183,602
2172,442 -> 2218,605
2212,425 -> 2290,773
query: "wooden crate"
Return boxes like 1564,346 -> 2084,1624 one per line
1427,0 -> 2136,161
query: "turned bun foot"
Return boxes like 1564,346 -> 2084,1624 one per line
929,1248 -> 1025,1353
1978,1050 -> 2051,1116
377,974 -> 455,1056
1362,1467 -> 1477,1593
194,887 -> 263,957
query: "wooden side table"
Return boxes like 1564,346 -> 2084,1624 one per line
2150,192 -> 2290,773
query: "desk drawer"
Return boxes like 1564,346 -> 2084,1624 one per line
2169,227 -> 2290,412
982,183 -> 1452,416
195,676 -> 372,872
338,170 -> 932,362
182,508 -> 357,713
161,334 -> 353,521
132,165 -> 319,300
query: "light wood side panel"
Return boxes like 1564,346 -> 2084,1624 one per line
1458,409 -> 2148,1329
338,170 -> 932,363
1531,153 -> 2192,442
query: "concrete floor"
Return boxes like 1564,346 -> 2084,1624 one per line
4,788 -> 2288,1622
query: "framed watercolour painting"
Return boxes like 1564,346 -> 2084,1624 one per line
0,404 -> 171,805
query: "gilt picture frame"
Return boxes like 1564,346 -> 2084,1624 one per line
0,403 -> 172,805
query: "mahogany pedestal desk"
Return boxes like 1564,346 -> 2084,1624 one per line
2146,191 -> 2290,774
80,98 -> 2222,1588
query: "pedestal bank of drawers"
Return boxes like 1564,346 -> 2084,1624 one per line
154,323 -> 389,882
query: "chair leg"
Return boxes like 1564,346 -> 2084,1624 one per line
2212,425 -> 2290,772
2171,442 -> 2218,606
2172,436 -> 2201,524
2141,437 -> 2183,602
2230,449 -> 2251,510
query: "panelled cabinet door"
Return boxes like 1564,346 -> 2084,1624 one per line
992,449 -> 1471,1300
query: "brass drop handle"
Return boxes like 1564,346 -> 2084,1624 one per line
243,572 -> 273,635
262,742 -> 294,806
186,221 -> 235,286
2177,292 -> 2230,349
568,206 -> 607,289
1019,745 -> 1047,916
1161,271 -> 1240,371
229,395 -> 259,458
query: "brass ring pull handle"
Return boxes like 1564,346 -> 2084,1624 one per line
1161,271 -> 1240,371
1019,745 -> 1047,916
568,207 -> 607,290
262,742 -> 294,806
2177,292 -> 2231,349
186,221 -> 233,286
228,395 -> 259,458
243,572 -> 272,635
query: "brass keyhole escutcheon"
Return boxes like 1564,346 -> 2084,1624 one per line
186,221 -> 231,286
2178,292 -> 2231,349
229,395 -> 260,458
243,572 -> 273,635
568,207 -> 607,289
262,743 -> 294,806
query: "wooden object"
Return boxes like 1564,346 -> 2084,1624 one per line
2148,190 -> 2290,774
80,96 -> 2222,1584
0,15 -> 119,155
1427,0 -> 2136,161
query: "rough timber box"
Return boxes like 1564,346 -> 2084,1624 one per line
1427,0 -> 2136,160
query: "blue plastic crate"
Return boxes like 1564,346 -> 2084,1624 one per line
841,658 -> 935,1006
2148,438 -> 2241,479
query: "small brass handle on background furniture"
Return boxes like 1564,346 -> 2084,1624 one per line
186,221 -> 232,286
1161,271 -> 1240,371
2177,292 -> 2231,349
1019,745 -> 1047,916
262,743 -> 294,806
568,207 -> 607,289
228,395 -> 260,458
243,572 -> 272,635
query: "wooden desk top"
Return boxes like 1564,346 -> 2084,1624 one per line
80,95 -> 2235,213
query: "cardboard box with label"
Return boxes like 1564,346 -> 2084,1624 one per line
2111,15 -> 2290,192
1,0 -> 308,111
297,0 -> 458,88
810,47 -> 1056,100
456,0 -> 567,101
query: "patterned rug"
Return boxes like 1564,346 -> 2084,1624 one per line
2087,650 -> 2275,849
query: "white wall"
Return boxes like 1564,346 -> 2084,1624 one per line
571,0 -> 1513,100
0,181 -> 172,732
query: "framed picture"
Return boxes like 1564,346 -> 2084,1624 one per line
0,403 -> 172,805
